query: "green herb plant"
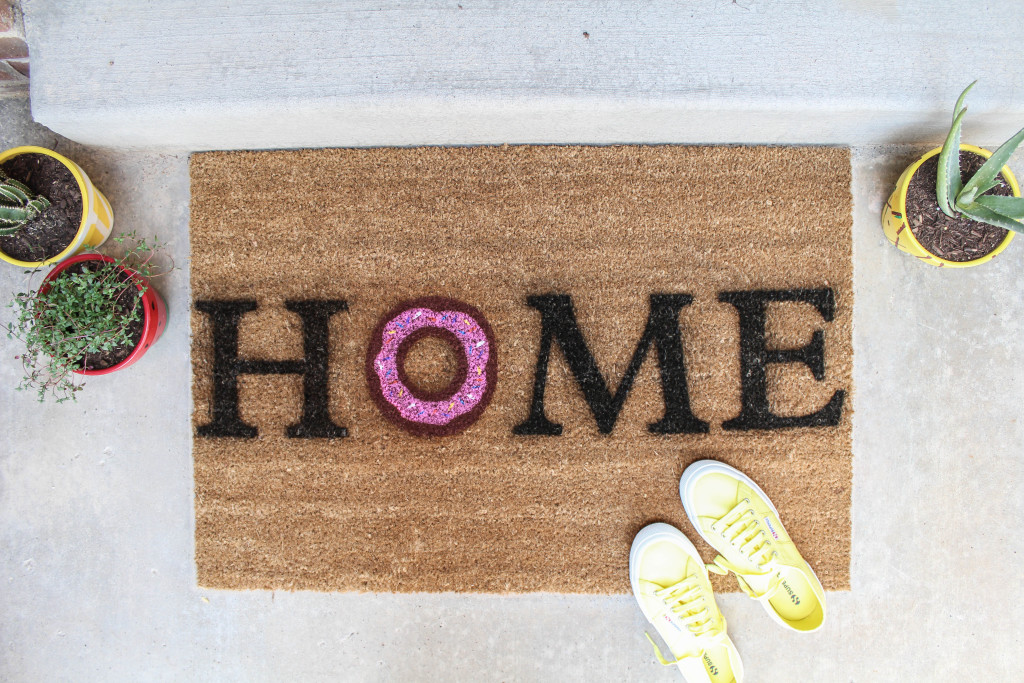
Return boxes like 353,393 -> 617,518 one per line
937,81 -> 1024,233
0,169 -> 50,236
6,232 -> 169,402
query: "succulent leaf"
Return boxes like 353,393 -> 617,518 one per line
937,107 -> 968,217
0,172 -> 50,235
974,194 -> 1024,220
959,201 -> 1024,233
0,184 -> 30,204
953,81 -> 977,122
0,205 -> 36,222
957,178 -> 1000,208
958,126 -> 1024,207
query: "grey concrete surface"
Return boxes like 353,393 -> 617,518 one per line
22,0 -> 1024,150
2,92 -> 1023,681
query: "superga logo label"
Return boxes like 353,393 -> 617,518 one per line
703,654 -> 719,676
661,612 -> 685,633
195,289 -> 845,438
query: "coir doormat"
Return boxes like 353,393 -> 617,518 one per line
190,145 -> 853,593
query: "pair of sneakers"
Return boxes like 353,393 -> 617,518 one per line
629,460 -> 826,683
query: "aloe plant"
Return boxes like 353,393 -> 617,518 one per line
936,81 -> 1024,233
0,169 -> 50,236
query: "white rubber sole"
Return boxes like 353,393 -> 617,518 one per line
678,459 -> 781,539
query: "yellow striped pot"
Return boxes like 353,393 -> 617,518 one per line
0,146 -> 114,268
882,144 -> 1020,268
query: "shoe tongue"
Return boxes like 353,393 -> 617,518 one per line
740,570 -> 778,595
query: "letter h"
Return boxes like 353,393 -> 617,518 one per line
195,300 -> 348,439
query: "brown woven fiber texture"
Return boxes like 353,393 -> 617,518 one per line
190,145 -> 853,593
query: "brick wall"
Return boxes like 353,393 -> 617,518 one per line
0,0 -> 27,91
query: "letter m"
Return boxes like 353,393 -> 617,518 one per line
513,294 -> 708,435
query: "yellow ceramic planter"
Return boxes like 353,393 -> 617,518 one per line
882,144 -> 1019,268
0,146 -> 114,268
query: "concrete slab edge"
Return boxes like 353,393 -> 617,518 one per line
31,94 -> 1024,152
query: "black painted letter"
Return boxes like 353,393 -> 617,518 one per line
513,294 -> 709,435
719,289 -> 844,431
195,299 -> 348,439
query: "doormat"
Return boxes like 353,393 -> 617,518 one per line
190,145 -> 853,593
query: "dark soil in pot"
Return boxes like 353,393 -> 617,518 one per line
55,260 -> 144,371
906,153 -> 1013,262
0,153 -> 84,263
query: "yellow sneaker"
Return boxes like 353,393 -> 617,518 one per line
630,523 -> 744,682
679,460 -> 826,633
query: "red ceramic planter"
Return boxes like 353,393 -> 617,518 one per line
41,253 -> 167,375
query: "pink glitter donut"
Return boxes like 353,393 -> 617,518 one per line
367,297 -> 497,436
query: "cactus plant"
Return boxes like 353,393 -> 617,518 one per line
0,169 -> 50,236
936,81 -> 1024,232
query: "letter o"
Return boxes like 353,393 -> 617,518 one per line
366,297 -> 497,436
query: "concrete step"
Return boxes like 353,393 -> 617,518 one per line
3,91 -> 1024,678
22,0 -> 1024,150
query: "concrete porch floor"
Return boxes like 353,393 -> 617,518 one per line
1,88 -> 1022,681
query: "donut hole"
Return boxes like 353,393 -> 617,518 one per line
399,331 -> 466,400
